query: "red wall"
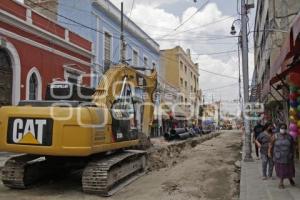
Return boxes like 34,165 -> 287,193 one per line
6,36 -> 91,100
1,22 -> 90,63
1,0 -> 92,51
0,0 -> 27,20
0,1 -> 93,101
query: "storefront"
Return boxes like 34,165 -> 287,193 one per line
151,103 -> 189,137
269,13 -> 300,157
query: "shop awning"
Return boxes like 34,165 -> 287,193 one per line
269,12 -> 300,85
174,105 -> 187,118
269,60 -> 300,85
153,102 -> 171,120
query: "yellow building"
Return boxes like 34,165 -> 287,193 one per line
159,46 -> 201,122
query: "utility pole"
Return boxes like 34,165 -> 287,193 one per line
120,2 -> 126,64
241,0 -> 253,161
237,40 -> 242,104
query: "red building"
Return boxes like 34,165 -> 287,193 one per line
0,0 -> 93,106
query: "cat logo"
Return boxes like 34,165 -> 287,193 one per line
7,118 -> 53,146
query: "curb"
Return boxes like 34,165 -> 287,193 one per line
239,132 -> 249,200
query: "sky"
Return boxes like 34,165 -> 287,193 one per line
110,0 -> 256,103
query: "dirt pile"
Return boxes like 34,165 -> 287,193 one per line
147,132 -> 221,171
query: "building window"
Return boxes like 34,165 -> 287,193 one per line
181,96 -> 183,102
180,78 -> 183,87
180,61 -> 183,71
144,57 -> 148,67
133,50 -> 138,66
184,66 -> 187,73
104,32 -> 112,71
185,81 -> 187,89
26,67 -> 42,100
190,71 -> 192,78
29,73 -> 38,100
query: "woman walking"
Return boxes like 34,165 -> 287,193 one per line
272,123 -> 296,189
255,122 -> 274,180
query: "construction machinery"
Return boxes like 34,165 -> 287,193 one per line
0,64 -> 157,196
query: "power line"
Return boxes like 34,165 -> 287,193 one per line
192,49 -> 237,56
165,15 -> 234,36
156,36 -> 237,41
173,0 -> 210,31
133,22 -> 175,30
37,0 -> 238,52
160,54 -> 239,80
199,68 -> 238,79
155,34 -> 236,39
53,0 -> 233,40
27,0 -> 160,63
56,19 -> 242,57
54,1 -> 177,32
26,0 -> 258,81
128,0 -> 135,18
158,0 -> 210,39
202,83 -> 238,91
26,0 -> 117,38
148,16 -> 235,39
36,0 -> 235,46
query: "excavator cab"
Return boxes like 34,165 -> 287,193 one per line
110,77 -> 143,142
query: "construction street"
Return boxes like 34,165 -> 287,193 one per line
0,131 -> 241,200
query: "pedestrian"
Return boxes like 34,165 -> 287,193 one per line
271,123 -> 295,189
255,122 -> 274,180
253,121 -> 264,159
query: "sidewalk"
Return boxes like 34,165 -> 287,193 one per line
240,151 -> 300,200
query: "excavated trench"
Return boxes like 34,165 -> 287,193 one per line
147,132 -> 221,171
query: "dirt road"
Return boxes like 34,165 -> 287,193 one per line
0,131 -> 242,200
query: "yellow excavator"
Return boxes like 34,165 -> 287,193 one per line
0,64 -> 157,196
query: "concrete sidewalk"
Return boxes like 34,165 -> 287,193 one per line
240,153 -> 300,200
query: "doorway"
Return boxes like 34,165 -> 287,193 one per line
0,48 -> 12,106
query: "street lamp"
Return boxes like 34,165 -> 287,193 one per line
231,25 -> 237,35
230,19 -> 241,36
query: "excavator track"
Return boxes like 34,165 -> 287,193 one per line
1,154 -> 47,189
82,150 -> 146,196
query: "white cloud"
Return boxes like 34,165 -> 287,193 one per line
110,0 -> 180,11
197,54 -> 240,100
130,4 -> 180,36
109,1 -> 254,102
